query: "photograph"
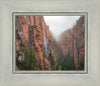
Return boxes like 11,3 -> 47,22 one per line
15,15 -> 85,71
1,0 -> 100,85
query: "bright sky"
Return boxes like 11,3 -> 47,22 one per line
44,16 -> 80,40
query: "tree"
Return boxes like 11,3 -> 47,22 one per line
48,52 -> 55,70
56,53 -> 76,70
16,46 -> 39,70
78,56 -> 84,70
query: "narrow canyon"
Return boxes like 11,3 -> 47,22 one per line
16,15 -> 85,70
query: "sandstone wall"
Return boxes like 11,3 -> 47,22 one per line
16,16 -> 54,70
16,15 -> 85,70
58,16 -> 85,69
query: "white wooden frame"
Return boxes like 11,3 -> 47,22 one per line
12,12 -> 88,74
0,0 -> 100,86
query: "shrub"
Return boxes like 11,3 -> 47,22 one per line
29,24 -> 38,28
56,53 -> 76,70
16,46 -> 40,70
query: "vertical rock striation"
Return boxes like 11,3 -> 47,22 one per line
16,15 -> 85,70
16,16 -> 59,70
58,16 -> 85,69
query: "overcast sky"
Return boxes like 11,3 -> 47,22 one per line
44,16 -> 80,40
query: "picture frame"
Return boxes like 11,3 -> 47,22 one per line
0,0 -> 100,86
12,12 -> 88,74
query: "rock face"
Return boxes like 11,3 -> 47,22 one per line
58,16 -> 85,69
16,16 -> 60,70
16,15 -> 85,70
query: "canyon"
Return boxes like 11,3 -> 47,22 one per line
58,16 -> 85,69
16,15 -> 85,70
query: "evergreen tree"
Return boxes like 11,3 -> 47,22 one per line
48,52 -> 55,70
16,46 -> 39,70
56,52 -> 76,70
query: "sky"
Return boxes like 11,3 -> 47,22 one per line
44,16 -> 80,40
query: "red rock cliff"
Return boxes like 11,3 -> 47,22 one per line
58,16 -> 85,69
16,16 -> 54,70
16,15 -> 85,70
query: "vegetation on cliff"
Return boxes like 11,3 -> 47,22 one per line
16,16 -> 85,71
48,52 -> 55,70
56,53 -> 76,70
16,46 -> 41,70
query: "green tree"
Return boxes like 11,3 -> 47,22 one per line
16,46 -> 39,70
56,52 -> 76,70
78,56 -> 84,70
48,52 -> 55,70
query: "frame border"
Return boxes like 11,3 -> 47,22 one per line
12,12 -> 88,74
